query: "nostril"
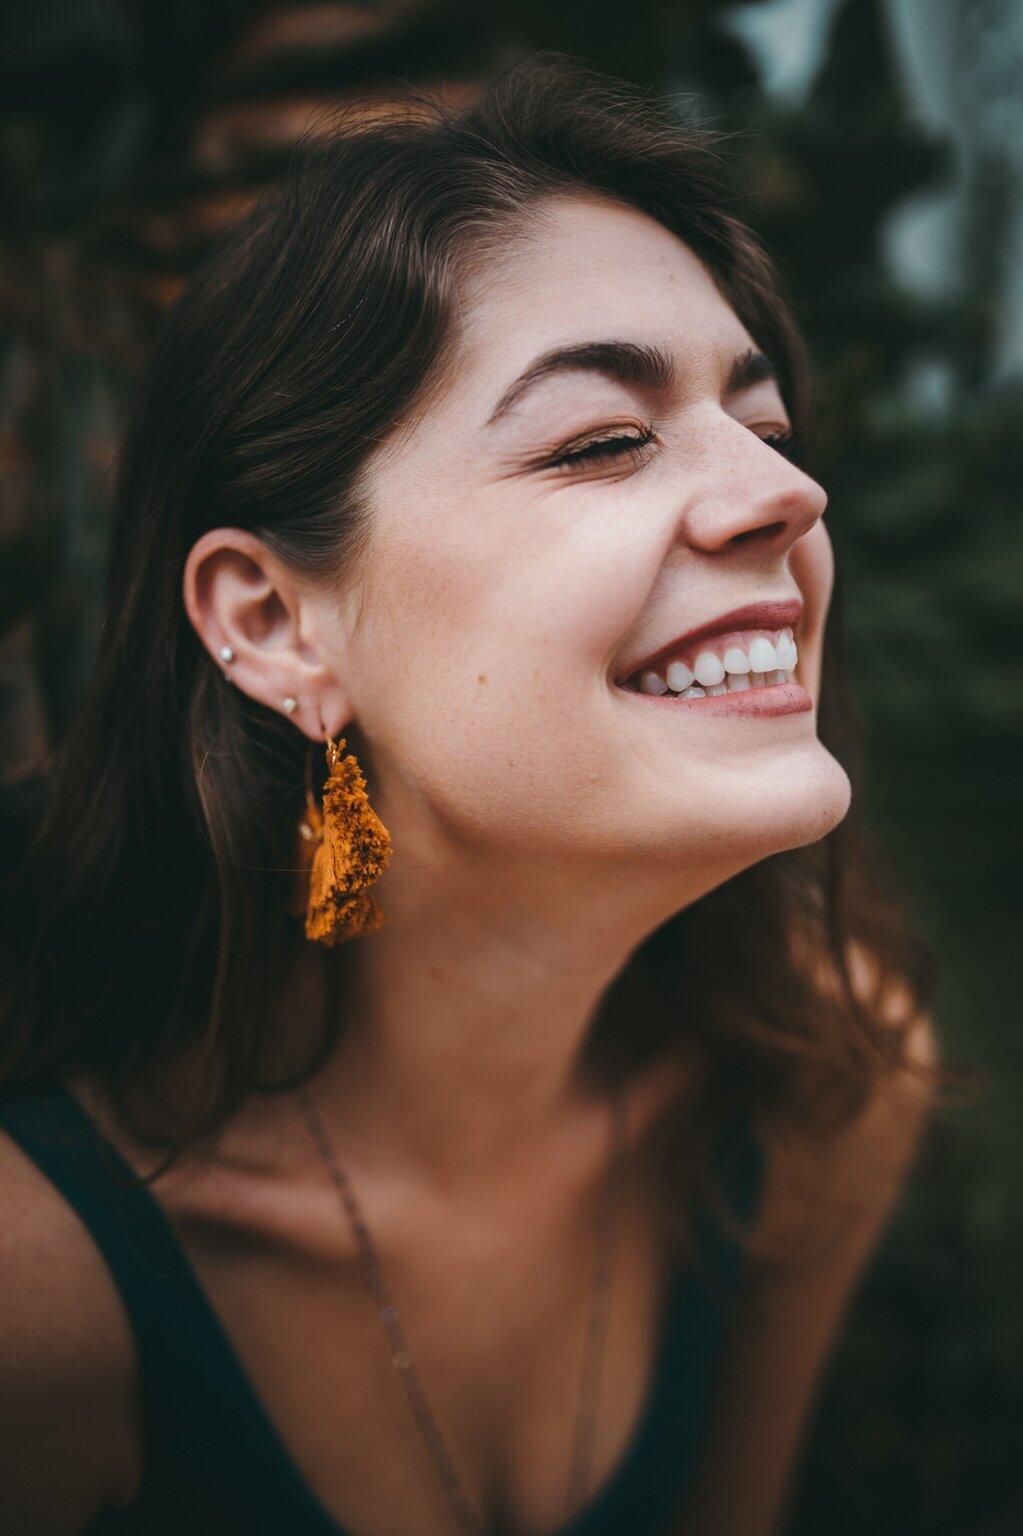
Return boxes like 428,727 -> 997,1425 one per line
734,521 -> 788,546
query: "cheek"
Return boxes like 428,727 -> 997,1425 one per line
348,512 -> 647,842
791,520 -> 834,607
789,523 -> 834,702
363,495 -> 633,702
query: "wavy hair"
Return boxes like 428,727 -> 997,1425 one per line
0,51 -> 959,1258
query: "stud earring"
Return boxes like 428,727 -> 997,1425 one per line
219,646 -> 235,663
283,696 -> 298,715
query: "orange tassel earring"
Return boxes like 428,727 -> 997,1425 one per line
295,732 -> 393,945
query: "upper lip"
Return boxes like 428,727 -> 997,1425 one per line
616,597 -> 805,682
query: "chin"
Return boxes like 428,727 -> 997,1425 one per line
754,748 -> 853,855
647,747 -> 853,870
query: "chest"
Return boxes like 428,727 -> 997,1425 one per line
153,1152 -> 680,1536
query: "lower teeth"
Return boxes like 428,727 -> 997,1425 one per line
675,669 -> 791,699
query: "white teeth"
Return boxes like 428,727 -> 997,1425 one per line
628,625 -> 799,698
692,650 -> 726,687
722,646 -> 751,675
747,637 -> 779,673
775,630 -> 798,670
665,658 -> 695,692
629,667 -> 793,700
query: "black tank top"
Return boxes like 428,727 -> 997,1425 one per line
0,1081 -> 763,1536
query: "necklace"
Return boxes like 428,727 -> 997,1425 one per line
296,1087 -> 627,1536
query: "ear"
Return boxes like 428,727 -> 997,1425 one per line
182,528 -> 354,741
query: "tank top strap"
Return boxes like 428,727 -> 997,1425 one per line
0,1079 -> 766,1317
0,1081 -> 208,1331
0,1078 -> 767,1536
0,1079 -> 306,1533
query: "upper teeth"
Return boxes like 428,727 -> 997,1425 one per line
633,627 -> 798,695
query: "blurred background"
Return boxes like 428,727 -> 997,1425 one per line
1,2 -> 1019,1531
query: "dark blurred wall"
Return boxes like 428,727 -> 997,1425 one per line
1,3 -> 1020,1531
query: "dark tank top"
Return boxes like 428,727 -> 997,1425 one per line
0,1081 -> 764,1536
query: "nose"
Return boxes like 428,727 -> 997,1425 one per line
681,421 -> 827,557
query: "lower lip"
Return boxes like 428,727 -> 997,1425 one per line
616,680 -> 813,718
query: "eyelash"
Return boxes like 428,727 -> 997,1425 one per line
547,425 -> 802,471
548,428 -> 656,470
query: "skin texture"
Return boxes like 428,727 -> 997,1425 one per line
181,192 -> 861,1535
184,192 -> 850,1182
0,193 -> 934,1536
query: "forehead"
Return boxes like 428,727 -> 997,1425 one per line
451,192 -> 759,394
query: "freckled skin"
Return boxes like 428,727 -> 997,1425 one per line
159,190 -> 860,1536
184,188 -> 851,1155
331,194 -> 848,891
169,198 -> 859,1534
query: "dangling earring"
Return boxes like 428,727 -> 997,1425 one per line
295,725 -> 393,946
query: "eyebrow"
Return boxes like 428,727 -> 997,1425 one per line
483,340 -> 779,427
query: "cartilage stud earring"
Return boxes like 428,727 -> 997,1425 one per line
219,646 -> 235,663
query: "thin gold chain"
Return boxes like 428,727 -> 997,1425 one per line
296,1087 -> 627,1536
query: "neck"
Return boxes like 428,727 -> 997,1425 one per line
302,847 -> 710,1186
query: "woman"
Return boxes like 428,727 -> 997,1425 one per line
0,51 -> 943,1536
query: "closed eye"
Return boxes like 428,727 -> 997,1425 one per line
547,427 -> 656,471
545,422 -> 803,472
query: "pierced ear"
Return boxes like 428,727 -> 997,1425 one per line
182,527 -> 349,735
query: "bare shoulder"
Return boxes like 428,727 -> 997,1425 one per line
0,1109 -> 141,1535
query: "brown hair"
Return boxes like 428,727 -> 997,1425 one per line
0,51 -> 962,1255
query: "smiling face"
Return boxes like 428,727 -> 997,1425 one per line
335,192 -> 850,898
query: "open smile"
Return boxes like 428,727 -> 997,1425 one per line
614,624 -> 812,717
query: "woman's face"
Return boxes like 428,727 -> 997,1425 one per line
334,193 -> 850,894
